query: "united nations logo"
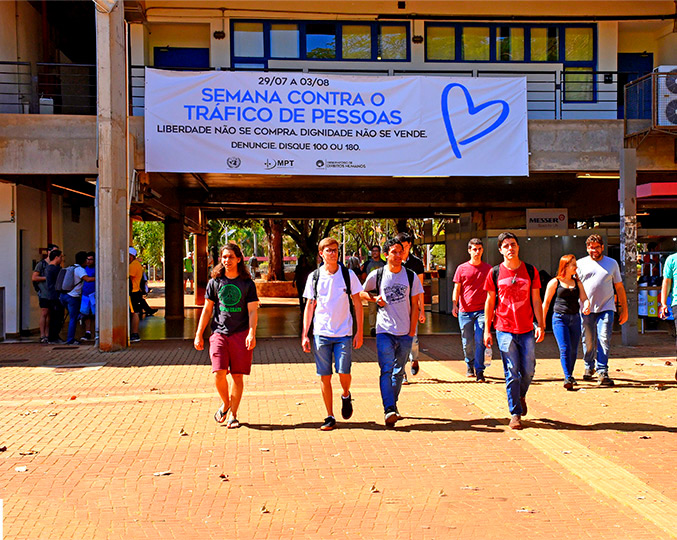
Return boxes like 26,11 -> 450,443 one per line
218,284 -> 242,309
227,157 -> 241,169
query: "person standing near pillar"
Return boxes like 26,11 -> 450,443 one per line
194,243 -> 259,429
128,248 -> 144,343
484,232 -> 545,430
576,234 -> 628,387
659,250 -> 677,381
32,243 -> 59,344
184,252 -> 194,293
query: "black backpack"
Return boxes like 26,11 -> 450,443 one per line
491,262 -> 536,319
309,264 -> 357,337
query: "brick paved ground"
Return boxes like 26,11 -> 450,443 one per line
1,333 -> 676,539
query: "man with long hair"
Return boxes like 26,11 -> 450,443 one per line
194,243 -> 259,429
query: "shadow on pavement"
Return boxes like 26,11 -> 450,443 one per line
243,417 -> 505,432
530,418 -> 677,433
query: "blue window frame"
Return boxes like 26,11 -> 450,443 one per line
424,23 -> 597,102
231,20 -> 410,68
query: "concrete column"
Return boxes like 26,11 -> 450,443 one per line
95,1 -> 128,351
164,217 -> 185,319
620,147 -> 638,346
194,233 -> 208,306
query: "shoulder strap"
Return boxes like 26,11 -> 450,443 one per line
525,262 -> 535,286
375,266 -> 384,293
340,264 -> 352,297
492,265 -> 501,292
311,269 -> 320,299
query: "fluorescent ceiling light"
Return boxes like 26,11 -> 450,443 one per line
576,172 -> 620,180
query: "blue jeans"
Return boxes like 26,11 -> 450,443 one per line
581,311 -> 614,373
312,335 -> 352,376
60,293 -> 81,344
376,333 -> 413,411
459,310 -> 486,372
552,312 -> 581,380
496,330 -> 536,416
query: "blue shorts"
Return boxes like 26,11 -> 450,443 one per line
312,335 -> 352,376
80,293 -> 96,316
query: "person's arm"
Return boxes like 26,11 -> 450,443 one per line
614,281 -> 629,325
417,272 -> 426,323
660,276 -> 672,319
352,293 -> 363,349
301,298 -> 316,352
578,281 -> 591,315
532,287 -> 545,343
541,278 -> 558,323
193,298 -> 214,350
32,270 -> 46,283
409,293 -> 421,336
484,290 -> 496,347
452,282 -> 461,317
82,275 -> 95,282
245,300 -> 258,350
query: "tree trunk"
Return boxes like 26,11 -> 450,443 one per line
264,219 -> 285,281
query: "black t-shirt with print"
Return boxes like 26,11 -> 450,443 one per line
205,276 -> 259,335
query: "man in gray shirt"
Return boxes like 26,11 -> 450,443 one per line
576,234 -> 628,386
361,238 -> 424,427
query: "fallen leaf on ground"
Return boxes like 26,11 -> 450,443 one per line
639,435 -> 651,439
153,471 -> 172,476
47,412 -> 58,417
0,446 -> 7,452
69,396 -> 77,400
260,505 -> 270,514
370,484 -> 380,493
652,384 -> 665,391
461,486 -> 480,490
439,489 -> 446,497
179,428 -> 189,436
19,450 -> 38,456
600,403 -> 608,407
219,473 -> 228,480
516,507 -> 535,513
15,466 -> 28,472
150,388 -> 159,391
259,448 -> 270,452
665,360 -> 673,366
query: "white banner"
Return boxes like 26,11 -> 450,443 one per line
144,68 -> 528,176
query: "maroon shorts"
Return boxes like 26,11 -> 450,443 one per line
209,330 -> 252,374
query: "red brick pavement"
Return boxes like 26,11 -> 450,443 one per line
0,333 -> 676,539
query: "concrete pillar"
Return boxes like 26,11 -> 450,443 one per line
95,1 -> 128,351
164,216 -> 184,319
620,147 -> 638,346
194,233 -> 208,306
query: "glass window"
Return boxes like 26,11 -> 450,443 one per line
233,22 -> 264,57
271,24 -> 299,58
564,68 -> 594,101
565,27 -> 593,61
427,26 -> 455,60
531,27 -> 559,61
496,27 -> 524,61
379,25 -> 407,60
343,25 -> 371,59
462,27 -> 490,61
306,23 -> 336,59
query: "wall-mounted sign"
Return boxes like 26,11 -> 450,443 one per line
526,209 -> 568,231
145,68 -> 528,176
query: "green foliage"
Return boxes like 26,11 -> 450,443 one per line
132,221 -> 164,267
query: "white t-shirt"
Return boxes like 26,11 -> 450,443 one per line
303,266 -> 363,338
68,265 -> 88,298
576,255 -> 622,313
363,266 -> 424,336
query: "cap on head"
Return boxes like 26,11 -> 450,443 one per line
129,247 -> 137,257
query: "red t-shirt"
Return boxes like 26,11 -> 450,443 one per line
484,262 -> 541,334
453,261 -> 492,313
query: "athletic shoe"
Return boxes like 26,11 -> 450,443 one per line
597,371 -> 615,387
466,365 -> 475,378
583,367 -> 595,381
476,370 -> 486,383
402,372 -> 409,385
384,407 -> 398,427
520,396 -> 528,416
563,377 -> 575,390
509,415 -> 523,430
411,360 -> 420,376
145,308 -> 159,316
320,416 -> 336,431
40,337 -> 49,344
341,393 -> 353,420
130,333 -> 141,343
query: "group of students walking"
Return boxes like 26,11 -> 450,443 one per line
194,232 -> 629,431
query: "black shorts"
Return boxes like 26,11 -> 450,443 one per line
39,297 -> 51,309
130,291 -> 144,314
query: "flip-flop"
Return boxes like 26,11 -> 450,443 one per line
226,417 -> 240,429
214,405 -> 230,424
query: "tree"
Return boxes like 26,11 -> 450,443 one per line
284,219 -> 347,270
263,219 -> 285,281
131,221 -> 164,267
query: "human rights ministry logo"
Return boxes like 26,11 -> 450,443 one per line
226,157 -> 241,169
218,284 -> 242,311
316,160 -> 325,169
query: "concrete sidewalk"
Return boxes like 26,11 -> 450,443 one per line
1,333 -> 676,539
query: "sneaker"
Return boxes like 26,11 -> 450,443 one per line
597,371 -> 615,387
476,370 -> 486,383
320,416 -> 336,431
402,372 -> 409,385
675,367 -> 677,382
563,377 -> 575,390
40,337 -> 49,344
395,407 -> 404,420
48,338 -> 65,345
509,415 -> 523,430
145,308 -> 159,316
130,333 -> 141,343
520,396 -> 528,416
411,360 -> 420,376
583,367 -> 595,381
341,393 -> 353,420
466,365 -> 475,378
384,407 -> 398,427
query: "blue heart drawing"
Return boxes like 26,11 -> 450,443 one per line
441,83 -> 510,159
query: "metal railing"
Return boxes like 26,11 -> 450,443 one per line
625,71 -> 677,137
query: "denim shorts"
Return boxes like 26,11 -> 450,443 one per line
312,335 -> 352,376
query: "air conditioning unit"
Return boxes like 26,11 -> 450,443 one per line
655,65 -> 677,127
